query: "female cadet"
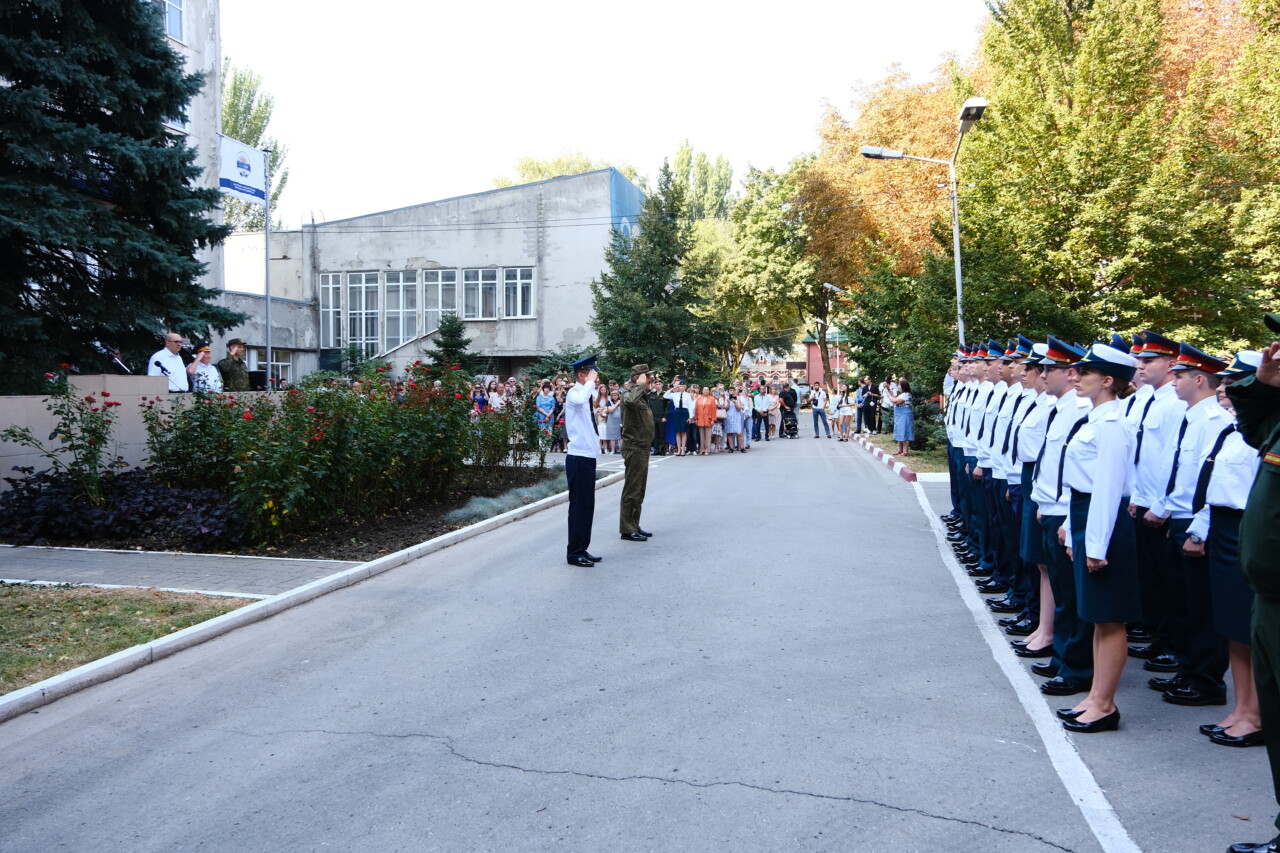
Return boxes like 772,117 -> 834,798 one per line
1198,351 -> 1265,747
1057,343 -> 1140,732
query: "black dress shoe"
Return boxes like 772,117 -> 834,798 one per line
620,532 -> 648,542
1210,729 -> 1266,747
1032,662 -> 1060,678
987,598 -> 1021,613
1199,723 -> 1226,737
1228,842 -> 1279,853
1163,686 -> 1227,706
1143,654 -> 1182,672
1127,643 -> 1163,660
1005,619 -> 1037,636
1062,709 -> 1120,733
979,581 -> 1012,595
584,553 -> 603,562
1126,626 -> 1155,643
1056,708 -> 1085,720
1014,643 -> 1054,658
636,528 -> 653,537
967,566 -> 994,578
998,615 -> 1023,627
1041,676 -> 1091,696
1148,675 -> 1187,692
566,556 -> 595,567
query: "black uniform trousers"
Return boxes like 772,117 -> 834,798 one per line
1040,513 -> 1095,682
1132,507 -> 1168,641
1002,482 -> 1039,621
947,443 -> 962,515
565,454 -> 596,560
1167,517 -> 1229,696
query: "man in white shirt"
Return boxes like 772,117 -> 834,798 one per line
1128,331 -> 1189,666
810,382 -> 831,438
564,354 -> 602,567
1146,344 -> 1232,706
147,331 -> 190,392
1030,336 -> 1095,697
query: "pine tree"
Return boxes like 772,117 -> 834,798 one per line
0,0 -> 244,393
422,314 -> 475,377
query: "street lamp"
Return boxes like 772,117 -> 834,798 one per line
860,96 -> 987,346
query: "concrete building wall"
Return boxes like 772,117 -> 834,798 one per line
222,168 -> 637,381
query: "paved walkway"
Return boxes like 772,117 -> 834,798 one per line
0,438 -> 1273,852
0,546 -> 356,597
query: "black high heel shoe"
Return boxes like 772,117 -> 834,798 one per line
1062,709 -> 1120,733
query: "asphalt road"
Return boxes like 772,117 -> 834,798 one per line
0,438 -> 1272,852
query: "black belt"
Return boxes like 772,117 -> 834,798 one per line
1071,488 -> 1091,499
1210,506 -> 1245,518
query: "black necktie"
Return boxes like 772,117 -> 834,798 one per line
975,389 -> 995,439
1056,415 -> 1091,499
1192,424 -> 1237,513
1164,417 -> 1190,496
1001,394 -> 1030,455
1032,407 -> 1061,481
1133,395 -> 1158,464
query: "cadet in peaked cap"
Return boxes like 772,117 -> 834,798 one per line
1029,334 -> 1095,698
1056,341 -> 1140,731
1168,342 -> 1229,376
564,354 -> 602,567
1135,330 -> 1180,360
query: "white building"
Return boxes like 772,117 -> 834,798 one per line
218,168 -> 645,382
159,0 -> 225,297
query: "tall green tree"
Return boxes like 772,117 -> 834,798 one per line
421,314 -> 475,377
220,57 -> 289,232
672,140 -> 735,221
590,162 -> 725,381
493,152 -> 639,188
0,0 -> 243,393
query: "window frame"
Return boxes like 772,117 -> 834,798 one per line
462,268 -> 498,320
319,273 -> 342,349
383,270 -> 419,351
503,267 -> 535,319
346,271 -> 380,357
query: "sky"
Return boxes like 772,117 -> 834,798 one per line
219,0 -> 991,229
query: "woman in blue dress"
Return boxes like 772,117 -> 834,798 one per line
890,379 -> 915,456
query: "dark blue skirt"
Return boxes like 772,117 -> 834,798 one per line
1070,492 -> 1141,624
1019,463 -> 1048,565
1208,506 -> 1253,645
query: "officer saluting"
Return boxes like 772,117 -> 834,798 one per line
564,355 -> 602,568
1227,314 -> 1280,853
619,364 -> 655,542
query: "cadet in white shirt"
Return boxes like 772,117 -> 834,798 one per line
1197,353 -> 1265,747
1145,343 -> 1234,708
564,355 -> 602,567
1056,343 -> 1140,732
1031,336 -> 1095,697
1129,331 -> 1189,668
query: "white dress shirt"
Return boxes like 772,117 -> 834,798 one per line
1131,382 -> 1186,510
564,380 -> 601,459
962,380 -> 994,455
147,348 -> 189,392
1187,425 -> 1258,541
192,361 -> 223,393
1061,399 -> 1136,561
1014,391 -> 1056,467
1031,390 -> 1093,517
1149,396 -> 1230,522
976,381 -> 1010,470
997,386 -> 1039,483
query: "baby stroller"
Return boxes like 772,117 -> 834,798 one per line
780,409 -> 799,439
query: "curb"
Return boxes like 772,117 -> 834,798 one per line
0,468 -> 626,725
851,435 -> 918,482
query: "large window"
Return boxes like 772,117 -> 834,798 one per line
424,270 -> 457,333
347,272 -> 380,356
384,271 -> 418,350
154,0 -> 184,40
463,269 -> 497,320
319,273 -> 342,348
504,268 -> 534,318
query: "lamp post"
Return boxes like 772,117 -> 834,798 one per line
860,96 -> 987,346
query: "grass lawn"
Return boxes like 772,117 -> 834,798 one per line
863,433 -> 952,474
1,583 -> 247,695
